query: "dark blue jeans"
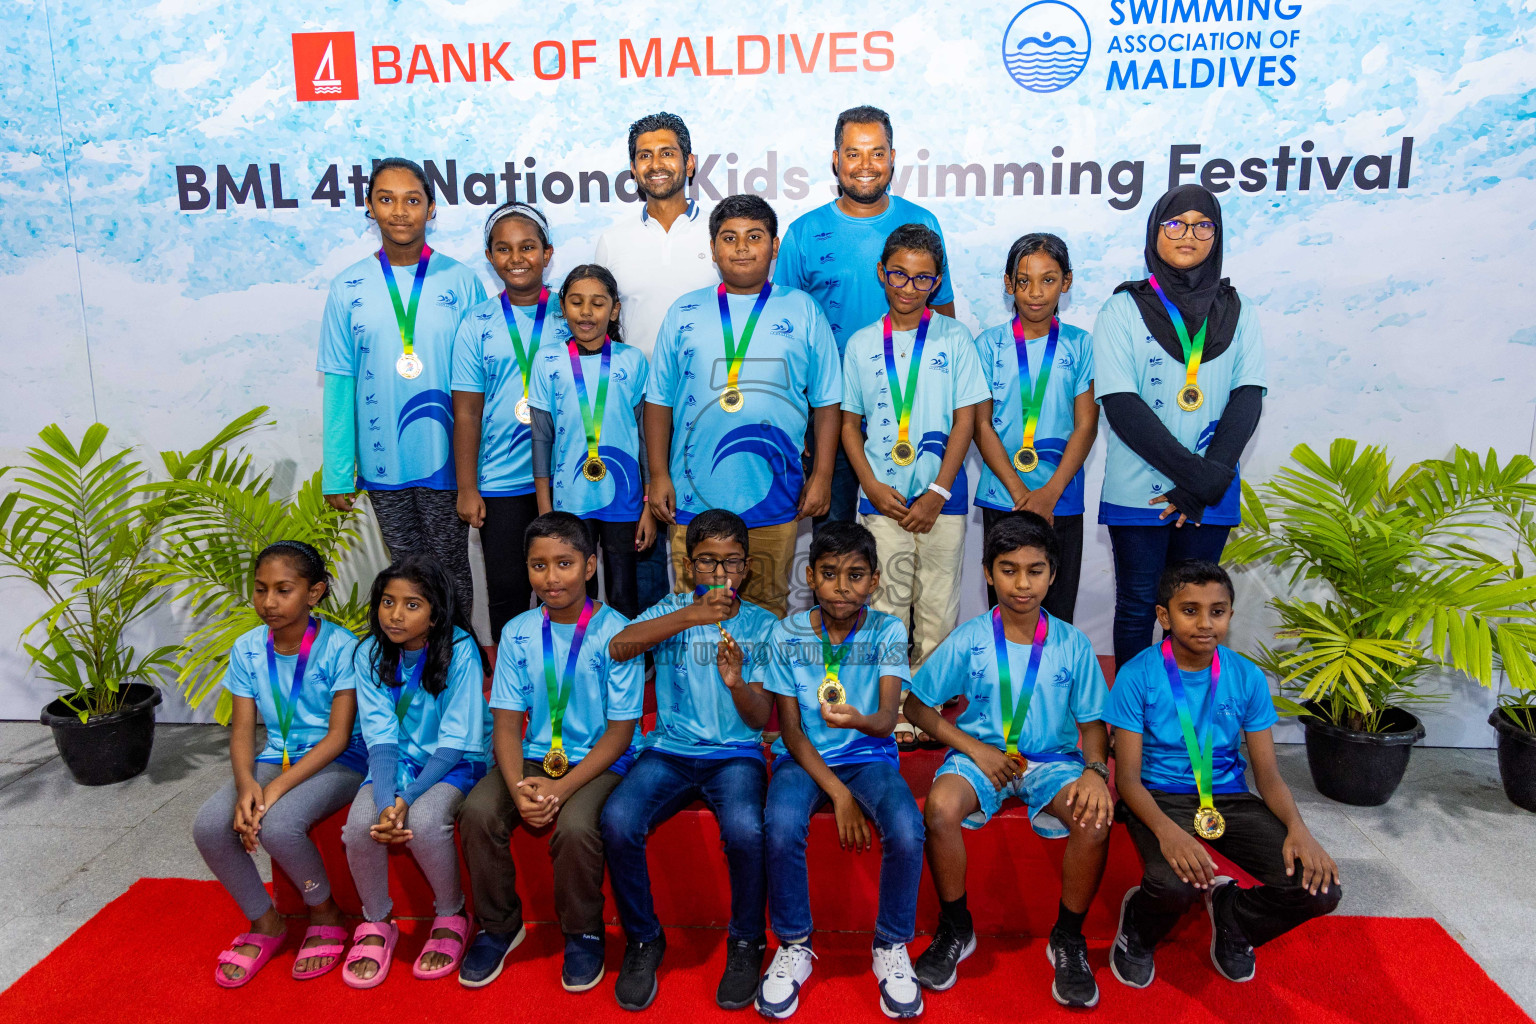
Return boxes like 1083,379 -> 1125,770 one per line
600,749 -> 768,942
1108,522 -> 1232,668
764,758 -> 924,945
635,532 -> 671,614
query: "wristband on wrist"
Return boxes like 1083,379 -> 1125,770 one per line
927,482 -> 952,502
1084,760 -> 1110,781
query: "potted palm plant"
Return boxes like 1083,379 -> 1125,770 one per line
1227,440 -> 1536,806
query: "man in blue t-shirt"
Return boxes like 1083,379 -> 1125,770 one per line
774,106 -> 956,528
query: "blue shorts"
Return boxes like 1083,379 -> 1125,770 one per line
934,753 -> 1083,838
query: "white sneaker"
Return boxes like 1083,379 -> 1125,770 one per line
872,943 -> 925,1019
756,942 -> 816,1019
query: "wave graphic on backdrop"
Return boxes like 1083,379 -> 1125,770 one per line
1002,1 -> 1092,93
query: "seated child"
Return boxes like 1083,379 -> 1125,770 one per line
1107,559 -> 1341,989
904,513 -> 1113,1008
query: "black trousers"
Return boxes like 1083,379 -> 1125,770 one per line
980,509 -> 1084,623
1117,791 -> 1341,948
584,518 -> 639,620
479,495 -> 540,644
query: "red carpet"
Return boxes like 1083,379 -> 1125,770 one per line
2,879 -> 1528,1024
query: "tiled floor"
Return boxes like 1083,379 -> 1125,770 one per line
0,722 -> 1532,1015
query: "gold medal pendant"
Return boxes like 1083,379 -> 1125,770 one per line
1012,446 -> 1039,473
817,679 -> 846,705
891,441 -> 916,466
582,456 -> 607,483
396,352 -> 424,379
719,386 -> 745,413
1008,751 -> 1029,774
1178,383 -> 1205,412
543,747 -> 570,778
1194,805 -> 1226,840
515,396 -> 532,425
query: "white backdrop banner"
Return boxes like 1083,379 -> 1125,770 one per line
4,1 -> 1534,743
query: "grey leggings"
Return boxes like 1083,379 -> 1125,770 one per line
192,761 -> 364,921
343,781 -> 467,922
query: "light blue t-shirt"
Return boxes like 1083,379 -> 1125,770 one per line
490,604 -> 644,773
1105,643 -> 1278,794
1092,291 -> 1267,526
224,620 -> 367,773
973,320 -> 1095,517
909,610 -> 1107,760
841,314 -> 990,516
451,292 -> 570,498
316,251 -> 488,491
774,196 -> 956,354
351,629 -> 491,783
759,608 -> 911,767
651,284 -> 842,528
633,592 -> 780,759
529,340 -> 649,522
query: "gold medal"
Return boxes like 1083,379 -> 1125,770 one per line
890,440 -> 916,466
1178,383 -> 1204,412
582,456 -> 607,482
543,747 -> 569,778
1194,805 -> 1226,840
1012,446 -> 1038,473
1008,751 -> 1028,774
817,679 -> 846,706
719,386 -> 745,413
515,396 -> 532,425
396,352 -> 424,379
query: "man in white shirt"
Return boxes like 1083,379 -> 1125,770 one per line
596,112 -> 720,608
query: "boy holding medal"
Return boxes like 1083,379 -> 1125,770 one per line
903,514 -> 1113,1008
457,512 -> 644,992
1106,560 -> 1340,989
755,522 -> 927,1020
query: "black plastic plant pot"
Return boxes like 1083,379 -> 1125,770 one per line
39,683 -> 163,786
1299,703 -> 1425,807
1490,708 -> 1536,813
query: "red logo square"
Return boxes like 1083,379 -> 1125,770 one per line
292,32 -> 358,101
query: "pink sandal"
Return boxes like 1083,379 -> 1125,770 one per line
214,930 -> 287,988
342,920 -> 400,989
292,924 -> 349,980
413,913 -> 473,980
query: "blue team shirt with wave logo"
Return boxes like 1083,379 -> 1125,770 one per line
224,620 -> 367,772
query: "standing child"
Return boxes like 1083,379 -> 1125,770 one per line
1107,560 -> 1340,989
903,514 -> 1113,1008
341,554 -> 491,988
457,512 -> 644,992
530,265 -> 653,619
756,522 -> 926,1020
972,234 -> 1097,622
194,541 -> 368,987
453,201 -> 570,642
600,509 -> 779,1011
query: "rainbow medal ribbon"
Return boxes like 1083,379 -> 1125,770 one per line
883,309 -> 932,467
540,598 -> 595,778
1147,273 -> 1208,411
379,244 -> 433,379
993,607 -> 1049,772
716,281 -> 773,413
694,584 -> 736,641
389,643 -> 429,730
1161,638 -> 1226,839
501,287 -> 550,424
568,337 -> 612,482
264,618 -> 320,771
815,607 -> 865,706
1009,316 -> 1061,474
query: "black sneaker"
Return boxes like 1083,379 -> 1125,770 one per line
614,933 -> 666,1011
912,919 -> 976,992
716,935 -> 766,1010
1046,927 -> 1100,1008
458,925 -> 526,988
1110,887 -> 1155,989
1206,878 -> 1256,982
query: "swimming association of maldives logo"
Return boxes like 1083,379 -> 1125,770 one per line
292,31 -> 359,101
1002,1 -> 1091,93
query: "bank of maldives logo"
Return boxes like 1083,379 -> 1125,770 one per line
1002,1 -> 1091,93
292,31 -> 359,101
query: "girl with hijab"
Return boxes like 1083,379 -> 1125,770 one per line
1091,184 -> 1267,666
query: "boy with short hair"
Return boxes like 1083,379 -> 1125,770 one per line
1107,560 -> 1341,989
645,193 -> 843,618
600,509 -> 779,1011
755,522 -> 926,1020
457,512 -> 644,992
903,513 -> 1113,1008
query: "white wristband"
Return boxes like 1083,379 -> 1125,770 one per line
927,482 -> 952,502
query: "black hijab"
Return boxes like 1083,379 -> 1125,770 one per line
1114,184 -> 1241,363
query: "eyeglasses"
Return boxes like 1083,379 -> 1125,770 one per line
1160,220 -> 1217,241
881,268 -> 942,293
692,555 -> 749,574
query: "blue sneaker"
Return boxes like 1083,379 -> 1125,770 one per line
563,932 -> 607,992
459,925 -> 526,988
